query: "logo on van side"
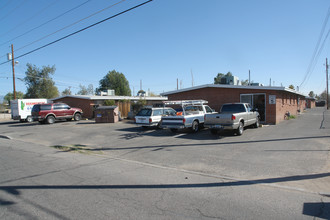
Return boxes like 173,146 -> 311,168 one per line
21,101 -> 25,110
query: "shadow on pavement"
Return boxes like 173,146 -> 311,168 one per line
93,135 -> 330,151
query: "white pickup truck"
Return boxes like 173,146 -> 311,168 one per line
204,103 -> 260,135
160,100 -> 214,132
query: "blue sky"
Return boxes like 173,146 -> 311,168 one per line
0,0 -> 329,98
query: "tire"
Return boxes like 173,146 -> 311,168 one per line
26,116 -> 33,123
236,121 -> 244,136
156,122 -> 162,129
46,115 -> 55,124
74,113 -> 81,121
191,120 -> 199,133
254,117 -> 260,128
210,129 -> 218,135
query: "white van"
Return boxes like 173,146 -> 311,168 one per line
11,99 -> 48,122
134,107 -> 176,128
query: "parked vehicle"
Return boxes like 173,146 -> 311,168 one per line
161,100 -> 214,132
204,103 -> 260,135
11,99 -> 48,122
134,107 -> 176,128
31,103 -> 83,124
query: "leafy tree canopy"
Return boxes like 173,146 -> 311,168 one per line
4,91 -> 24,104
77,84 -> 94,95
308,91 -> 315,98
98,70 -> 131,96
24,63 -> 59,99
61,88 -> 72,96
288,85 -> 295,90
214,72 -> 233,84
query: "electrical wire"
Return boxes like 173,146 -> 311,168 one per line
0,0 -> 58,38
0,0 -> 28,22
0,0 -> 91,47
0,0 -> 126,60
0,0 -> 12,12
300,6 -> 330,88
14,0 -> 127,53
0,0 -> 153,66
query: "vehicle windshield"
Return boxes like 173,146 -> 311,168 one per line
137,109 -> 152,116
221,104 -> 245,113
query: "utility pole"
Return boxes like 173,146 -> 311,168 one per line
326,58 -> 329,110
249,70 -> 250,86
11,44 -> 16,100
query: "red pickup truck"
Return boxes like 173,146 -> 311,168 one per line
32,103 -> 83,124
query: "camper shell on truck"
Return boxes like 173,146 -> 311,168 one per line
160,100 -> 214,132
11,99 -> 48,122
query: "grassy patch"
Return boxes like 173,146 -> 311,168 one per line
50,144 -> 103,154
288,115 -> 296,119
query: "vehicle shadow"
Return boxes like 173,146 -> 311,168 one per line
93,135 -> 330,152
116,126 -> 238,141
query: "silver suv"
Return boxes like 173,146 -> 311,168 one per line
134,107 -> 176,128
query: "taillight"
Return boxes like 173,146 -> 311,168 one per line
149,118 -> 152,123
231,115 -> 236,120
183,118 -> 186,124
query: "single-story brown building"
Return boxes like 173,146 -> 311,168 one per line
52,95 -> 168,119
161,84 -> 309,124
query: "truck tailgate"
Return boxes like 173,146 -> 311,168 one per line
204,113 -> 233,125
161,116 -> 185,127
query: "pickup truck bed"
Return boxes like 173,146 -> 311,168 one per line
204,103 -> 260,135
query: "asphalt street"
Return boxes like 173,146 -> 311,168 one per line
0,107 -> 329,219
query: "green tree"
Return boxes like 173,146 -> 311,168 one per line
98,70 -> 131,96
4,91 -> 24,104
103,100 -> 116,106
61,88 -> 72,96
214,72 -> 233,84
308,91 -> 315,98
288,84 -> 295,90
241,79 -> 250,86
24,63 -> 59,99
319,90 -> 329,101
77,84 -> 94,95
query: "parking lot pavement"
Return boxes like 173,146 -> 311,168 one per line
0,107 -> 329,196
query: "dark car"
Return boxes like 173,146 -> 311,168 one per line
32,103 -> 83,124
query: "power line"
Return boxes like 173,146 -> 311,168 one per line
0,0 -> 12,12
0,0 -> 58,38
0,0 -> 153,66
0,0 -> 28,22
0,0 -> 91,47
14,0 -> 127,53
300,6 -> 330,88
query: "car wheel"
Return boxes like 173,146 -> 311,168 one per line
26,116 -> 33,123
46,116 -> 55,124
254,117 -> 260,128
74,113 -> 81,121
236,121 -> 244,135
191,120 -> 199,133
